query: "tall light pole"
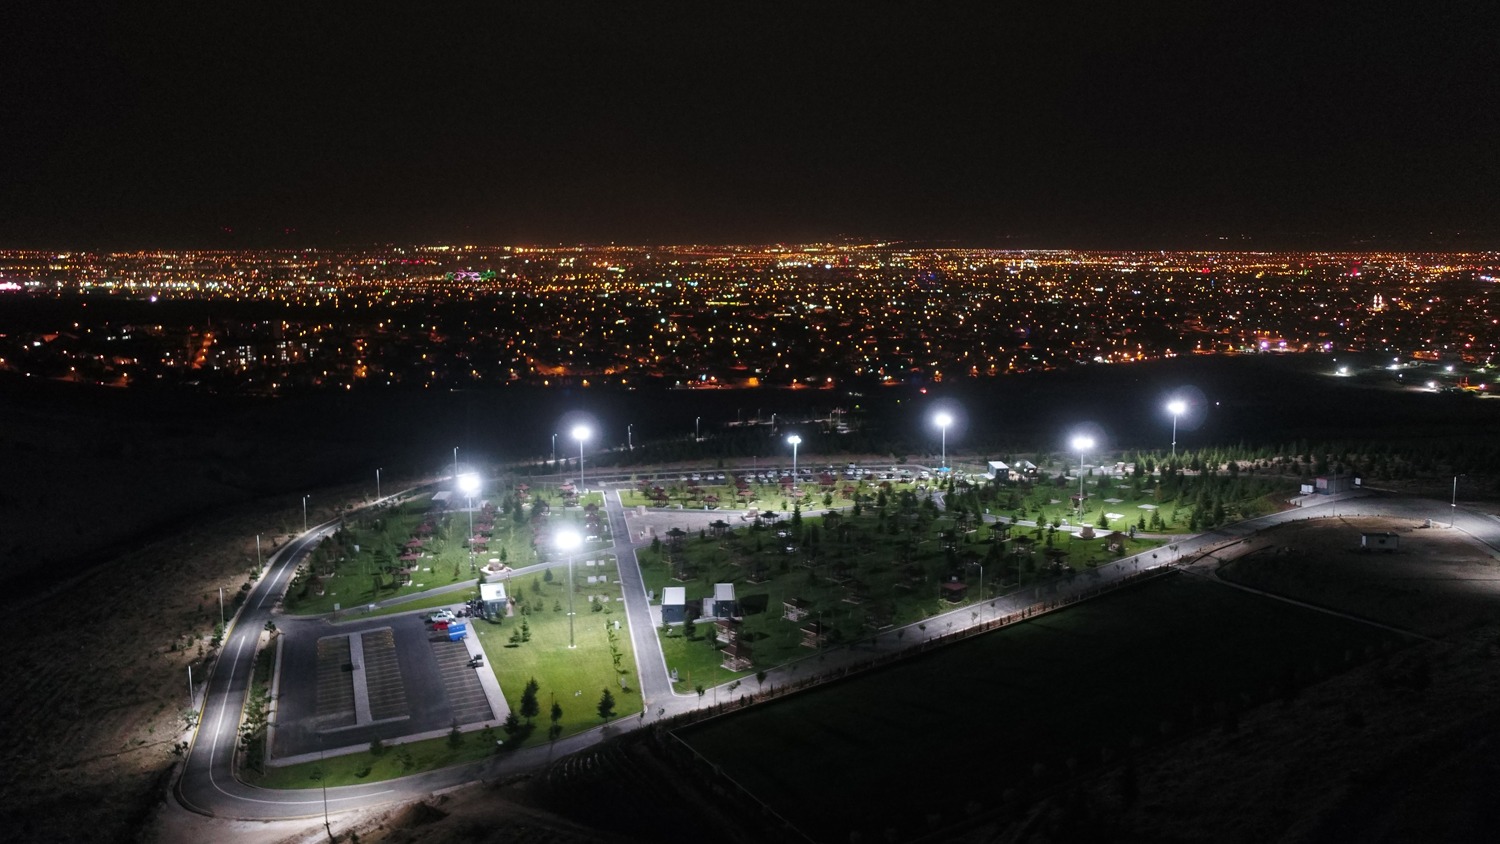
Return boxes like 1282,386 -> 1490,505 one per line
459,472 -> 481,572
1071,435 -> 1094,514
934,411 -> 953,471
557,529 -> 581,648
376,467 -> 382,500
551,433 -> 557,466
1167,399 -> 1186,457
452,446 -> 459,481
786,434 -> 801,492
572,425 -> 590,489
628,424 -> 633,450
1452,474 -> 1462,528
302,494 -> 309,532
695,416 -> 701,442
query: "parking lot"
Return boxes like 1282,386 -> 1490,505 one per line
270,610 -> 499,760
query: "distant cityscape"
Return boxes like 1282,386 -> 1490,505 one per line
1,244 -> 1497,395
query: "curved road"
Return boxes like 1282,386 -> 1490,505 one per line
177,477 -> 1500,821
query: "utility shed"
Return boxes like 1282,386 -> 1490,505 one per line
662,586 -> 687,623
479,582 -> 508,620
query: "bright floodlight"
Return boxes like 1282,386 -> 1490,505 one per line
1071,435 -> 1095,452
1166,400 -> 1186,416
556,529 -> 581,552
786,434 -> 802,446
934,411 -> 953,428
457,472 -> 481,496
571,425 -> 590,442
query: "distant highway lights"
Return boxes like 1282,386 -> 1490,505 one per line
572,425 -> 590,490
459,472 -> 481,572
1166,399 -> 1187,457
556,528 -> 582,648
1071,435 -> 1095,514
786,434 -> 802,494
934,411 -> 953,471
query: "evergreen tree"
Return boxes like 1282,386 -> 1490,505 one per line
597,689 -> 616,722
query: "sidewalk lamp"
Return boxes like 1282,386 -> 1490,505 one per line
1071,435 -> 1094,513
786,434 -> 801,490
459,472 -> 481,571
934,411 -> 953,471
556,529 -> 582,648
1166,399 -> 1186,456
572,425 -> 590,489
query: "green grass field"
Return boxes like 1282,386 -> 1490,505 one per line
677,573 -> 1402,842
478,566 -> 643,739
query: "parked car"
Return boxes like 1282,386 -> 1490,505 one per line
427,610 -> 457,624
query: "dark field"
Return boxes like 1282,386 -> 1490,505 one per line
678,573 -> 1402,842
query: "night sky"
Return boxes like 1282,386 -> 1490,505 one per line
3,1 -> 1497,249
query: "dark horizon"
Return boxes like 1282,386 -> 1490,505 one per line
4,3 -> 1498,251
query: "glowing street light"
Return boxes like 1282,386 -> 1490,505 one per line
1166,399 -> 1187,457
459,472 -> 481,571
1071,435 -> 1095,513
786,434 -> 802,488
376,467 -> 382,500
934,411 -> 953,471
556,528 -> 581,648
302,494 -> 309,532
572,425 -> 590,489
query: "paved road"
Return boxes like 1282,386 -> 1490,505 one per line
177,477 -> 1500,822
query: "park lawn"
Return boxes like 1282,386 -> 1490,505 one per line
285,495 -> 537,616
679,572 -> 1404,843
657,628 -> 749,693
251,725 -> 503,789
353,588 -> 480,620
283,491 -> 543,617
479,567 -> 642,743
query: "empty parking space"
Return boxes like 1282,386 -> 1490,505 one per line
360,628 -> 409,722
429,638 -> 492,725
315,635 -> 356,728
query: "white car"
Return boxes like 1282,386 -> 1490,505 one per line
427,610 -> 457,624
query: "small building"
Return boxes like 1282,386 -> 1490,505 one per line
940,580 -> 969,603
479,582 -> 508,620
662,586 -> 687,624
1315,475 -> 1353,495
1361,531 -> 1399,551
1103,531 -> 1131,553
721,641 -> 753,671
987,460 -> 1010,480
714,617 -> 743,645
800,621 -> 829,649
710,582 -> 739,619
783,597 -> 812,621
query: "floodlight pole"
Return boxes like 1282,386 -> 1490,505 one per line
376,467 -> 381,500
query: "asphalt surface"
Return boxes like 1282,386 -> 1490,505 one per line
176,472 -> 1500,822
